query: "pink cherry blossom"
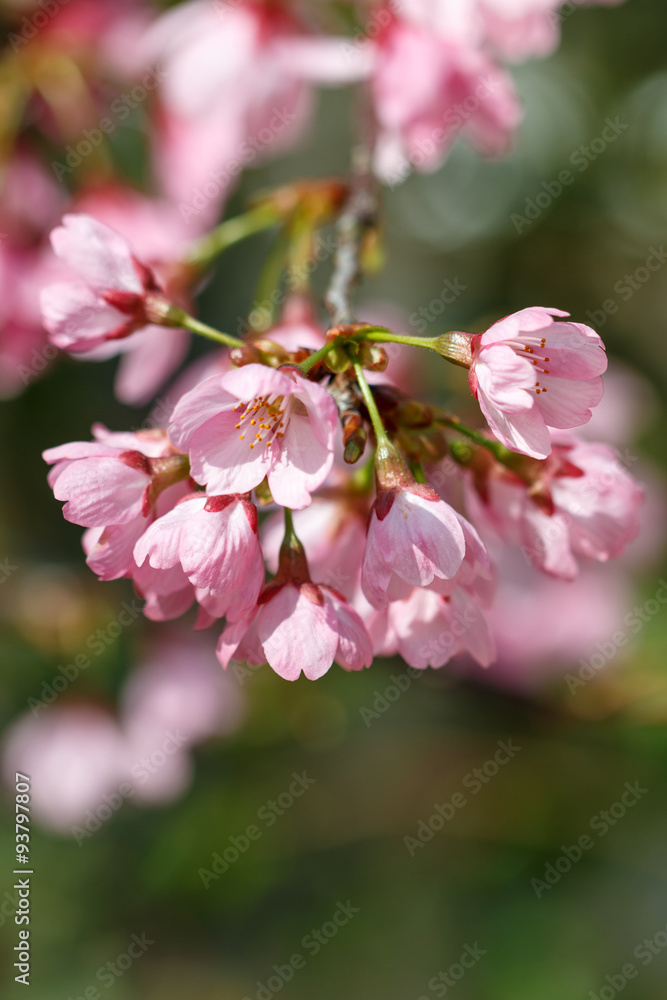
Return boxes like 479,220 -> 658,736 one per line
141,0 -> 369,215
44,427 -> 188,528
2,704 -> 128,832
465,307 -> 608,458
464,431 -> 643,579
369,12 -> 522,183
41,214 -> 172,353
71,186 -> 205,404
362,585 -> 495,670
217,581 -> 372,680
169,364 -> 338,509
133,494 -> 263,619
361,483 -> 467,610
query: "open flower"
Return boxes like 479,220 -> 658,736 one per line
445,307 -> 608,459
41,214 -> 172,353
169,364 -> 338,509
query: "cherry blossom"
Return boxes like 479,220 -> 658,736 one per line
169,364 -> 338,509
460,307 -> 608,459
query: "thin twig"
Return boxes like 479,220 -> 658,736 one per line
325,86 -> 378,325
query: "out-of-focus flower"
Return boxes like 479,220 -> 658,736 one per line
1,630 -> 247,833
464,431 -> 643,579
41,214 -> 177,354
2,704 -> 128,831
369,11 -> 522,183
139,0 -> 369,217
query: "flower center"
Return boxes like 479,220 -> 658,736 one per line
508,335 -> 552,392
233,394 -> 289,451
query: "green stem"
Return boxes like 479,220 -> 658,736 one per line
298,342 -> 336,375
183,204 -> 281,270
436,415 -> 513,464
179,313 -> 244,348
355,328 -> 440,351
352,361 -> 390,450
283,506 -> 296,542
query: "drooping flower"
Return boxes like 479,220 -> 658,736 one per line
217,524 -> 372,680
134,493 -> 264,620
45,426 -> 192,586
44,426 -> 189,528
464,430 -> 643,579
361,469 -> 467,610
362,585 -> 495,670
169,364 -> 338,509
441,307 -> 608,459
41,214 -> 175,353
217,580 -> 373,680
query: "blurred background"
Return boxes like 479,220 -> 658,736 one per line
1,0 -> 667,997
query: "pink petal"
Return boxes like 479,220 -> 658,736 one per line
114,326 -> 190,406
168,375 -> 236,451
268,410 -> 334,509
256,585 -> 339,681
534,376 -> 604,429
188,410 -> 274,494
53,457 -> 149,526
323,588 -> 373,671
51,214 -> 142,293
41,281 -> 126,351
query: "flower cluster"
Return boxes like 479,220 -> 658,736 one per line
41,216 -> 643,681
0,0 -> 627,405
